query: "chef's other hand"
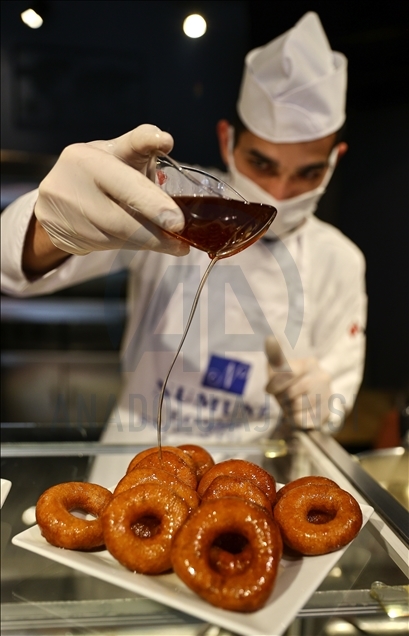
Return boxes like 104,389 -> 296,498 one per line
34,124 -> 189,256
265,336 -> 332,430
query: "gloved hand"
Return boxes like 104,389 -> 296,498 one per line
265,336 -> 332,430
34,124 -> 189,256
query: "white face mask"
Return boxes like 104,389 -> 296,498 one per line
227,133 -> 338,239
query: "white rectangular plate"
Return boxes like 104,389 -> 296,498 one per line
12,500 -> 373,636
1,479 -> 12,508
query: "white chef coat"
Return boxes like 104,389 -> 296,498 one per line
1,189 -> 367,484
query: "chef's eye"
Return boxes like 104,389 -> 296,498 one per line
248,158 -> 277,175
298,168 -> 326,181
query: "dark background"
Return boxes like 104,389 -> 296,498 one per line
1,0 -> 408,393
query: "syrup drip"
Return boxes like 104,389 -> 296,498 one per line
156,256 -> 219,456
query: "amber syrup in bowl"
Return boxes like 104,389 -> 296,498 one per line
170,196 -> 276,258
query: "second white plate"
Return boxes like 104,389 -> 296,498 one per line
1,479 -> 12,508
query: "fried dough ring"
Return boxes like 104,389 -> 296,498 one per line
113,467 -> 200,513
197,459 -> 276,505
201,475 -> 272,515
177,444 -> 215,480
128,450 -> 197,490
276,475 -> 339,503
274,484 -> 363,555
171,498 -> 282,612
102,484 -> 190,574
126,446 -> 196,474
36,482 -> 113,550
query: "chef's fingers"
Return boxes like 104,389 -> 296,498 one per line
90,124 -> 174,172
74,143 -> 185,232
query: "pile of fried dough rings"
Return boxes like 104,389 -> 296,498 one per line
36,444 -> 363,613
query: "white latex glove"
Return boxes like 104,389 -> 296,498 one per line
34,124 -> 189,256
265,336 -> 332,430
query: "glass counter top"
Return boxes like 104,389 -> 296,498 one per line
1,433 -> 408,635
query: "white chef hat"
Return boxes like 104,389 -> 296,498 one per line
237,12 -> 347,143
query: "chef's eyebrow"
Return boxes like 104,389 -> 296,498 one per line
246,149 -> 279,168
246,149 -> 329,175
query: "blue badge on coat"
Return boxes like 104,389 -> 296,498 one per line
202,355 -> 251,395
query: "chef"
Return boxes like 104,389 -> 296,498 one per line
1,13 -> 366,484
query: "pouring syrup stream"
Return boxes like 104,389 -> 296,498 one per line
156,256 -> 219,454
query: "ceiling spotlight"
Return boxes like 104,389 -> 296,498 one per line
21,3 -> 46,29
183,14 -> 207,39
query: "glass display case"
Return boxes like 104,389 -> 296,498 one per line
1,432 -> 408,636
